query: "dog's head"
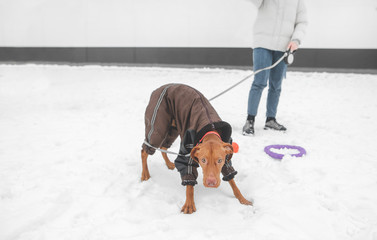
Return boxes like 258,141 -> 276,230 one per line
190,140 -> 233,188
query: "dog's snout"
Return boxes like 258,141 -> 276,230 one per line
206,177 -> 217,187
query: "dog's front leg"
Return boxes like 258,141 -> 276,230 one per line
181,185 -> 196,214
228,179 -> 253,205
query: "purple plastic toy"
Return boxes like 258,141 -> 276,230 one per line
264,145 -> 306,160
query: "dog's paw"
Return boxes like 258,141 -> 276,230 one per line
181,202 -> 196,214
141,171 -> 151,181
166,162 -> 175,170
239,197 -> 253,206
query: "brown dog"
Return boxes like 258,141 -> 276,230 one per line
141,84 -> 252,214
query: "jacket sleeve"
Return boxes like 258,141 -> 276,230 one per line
221,138 -> 238,181
174,130 -> 199,186
222,160 -> 238,181
291,0 -> 308,45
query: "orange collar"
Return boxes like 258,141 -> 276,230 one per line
198,131 -> 221,143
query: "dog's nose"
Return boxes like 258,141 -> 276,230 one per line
206,177 -> 217,187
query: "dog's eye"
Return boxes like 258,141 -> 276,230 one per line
217,158 -> 222,164
201,158 -> 206,163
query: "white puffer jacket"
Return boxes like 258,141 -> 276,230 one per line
250,0 -> 308,52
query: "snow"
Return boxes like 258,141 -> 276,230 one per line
1,64 -> 377,240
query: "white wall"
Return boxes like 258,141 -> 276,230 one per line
0,0 -> 376,48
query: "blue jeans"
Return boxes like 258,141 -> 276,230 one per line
247,48 -> 287,118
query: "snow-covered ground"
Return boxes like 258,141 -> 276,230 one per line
1,64 -> 377,240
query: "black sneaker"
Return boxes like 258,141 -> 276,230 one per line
242,120 -> 255,135
264,118 -> 287,131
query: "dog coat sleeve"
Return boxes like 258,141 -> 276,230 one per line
221,138 -> 238,181
175,155 -> 199,186
221,160 -> 238,181
174,129 -> 199,186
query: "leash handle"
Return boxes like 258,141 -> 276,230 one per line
284,50 -> 296,65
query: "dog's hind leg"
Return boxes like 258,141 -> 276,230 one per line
161,147 -> 175,170
141,150 -> 151,181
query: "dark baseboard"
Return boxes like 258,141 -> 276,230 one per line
293,49 -> 377,69
0,47 -> 376,69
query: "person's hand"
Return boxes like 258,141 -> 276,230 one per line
287,41 -> 299,52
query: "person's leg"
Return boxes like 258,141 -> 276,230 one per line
247,48 -> 273,117
266,51 -> 287,118
243,48 -> 273,135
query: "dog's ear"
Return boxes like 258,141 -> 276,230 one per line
190,145 -> 200,163
223,143 -> 234,162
